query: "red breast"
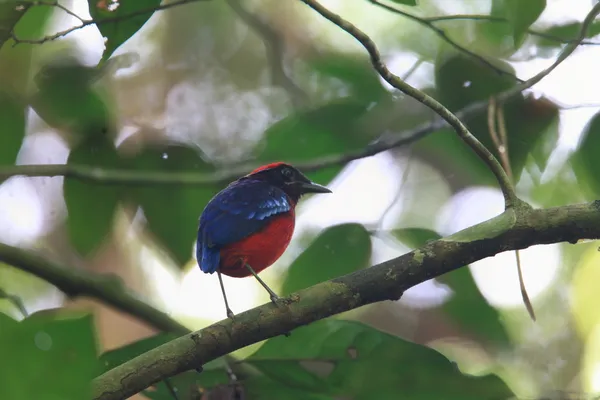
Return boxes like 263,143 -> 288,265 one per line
219,209 -> 296,278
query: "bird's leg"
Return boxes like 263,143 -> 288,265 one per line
217,271 -> 235,319
244,263 -> 280,303
245,263 -> 291,338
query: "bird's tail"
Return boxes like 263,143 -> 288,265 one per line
197,240 -> 220,274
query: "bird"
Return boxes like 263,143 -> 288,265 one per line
196,162 -> 332,319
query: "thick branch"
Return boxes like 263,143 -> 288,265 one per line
300,0 -> 518,209
91,201 -> 600,400
0,243 -> 189,335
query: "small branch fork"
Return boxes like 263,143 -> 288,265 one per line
0,3 -> 598,190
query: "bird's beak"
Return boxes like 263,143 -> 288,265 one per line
297,181 -> 332,194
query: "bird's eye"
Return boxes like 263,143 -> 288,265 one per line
281,167 -> 293,178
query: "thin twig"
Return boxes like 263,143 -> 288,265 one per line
10,0 -> 212,45
487,98 -> 535,321
301,0 -> 519,209
423,13 -> 600,46
23,1 -> 85,22
0,288 -> 29,317
225,0 -> 308,108
1,4 -> 598,190
368,0 -> 524,83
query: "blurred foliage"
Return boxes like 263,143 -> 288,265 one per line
390,0 -> 418,6
64,136 -> 122,255
0,91 -> 26,169
0,2 -> 29,49
0,309 -> 100,400
281,223 -> 371,296
100,319 -> 514,400
257,98 -> 379,184
433,51 -> 558,183
121,139 -> 222,266
571,111 -> 600,199
0,0 -> 599,399
393,228 -> 511,346
89,0 -> 163,62
32,61 -> 114,141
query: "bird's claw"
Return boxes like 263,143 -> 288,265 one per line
269,294 -> 281,303
226,309 -> 235,319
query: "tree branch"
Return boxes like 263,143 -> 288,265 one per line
10,0 -> 212,45
91,200 -> 600,400
301,0 -> 518,209
0,242 -> 189,335
368,0 -> 524,82
423,14 -> 600,46
1,2 -> 596,196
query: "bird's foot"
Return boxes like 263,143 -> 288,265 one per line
269,294 -> 281,304
226,308 -> 235,320
268,295 -> 292,337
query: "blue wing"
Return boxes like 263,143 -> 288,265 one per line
196,179 -> 291,274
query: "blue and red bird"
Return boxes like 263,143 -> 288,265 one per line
196,162 -> 331,318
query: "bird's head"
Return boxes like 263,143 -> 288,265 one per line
246,162 -> 332,203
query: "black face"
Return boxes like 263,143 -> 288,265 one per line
250,163 -> 332,202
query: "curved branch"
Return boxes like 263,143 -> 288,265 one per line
0,242 -> 189,335
301,0 -> 518,209
91,201 -> 600,400
368,0 -> 524,82
1,2 -> 596,194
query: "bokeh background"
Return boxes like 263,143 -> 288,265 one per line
2,0 -> 600,399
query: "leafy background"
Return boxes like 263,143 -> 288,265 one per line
0,0 -> 600,399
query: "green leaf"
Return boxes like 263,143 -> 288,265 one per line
433,52 -> 559,182
247,319 -> 514,399
0,91 -> 25,169
392,227 -> 440,249
536,20 -> 600,50
505,0 -> 546,46
257,98 -> 373,185
0,309 -> 99,400
281,224 -> 371,296
32,61 -> 113,139
438,267 -> 511,346
123,141 -> 220,267
99,332 -> 179,372
64,136 -> 121,255
89,0 -> 162,62
0,1 -> 29,50
0,310 -> 18,331
309,53 -> 388,102
393,228 -> 511,346
571,111 -> 600,199
390,0 -> 418,5
143,368 -> 231,400
475,0 -> 544,55
244,375 -> 332,400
